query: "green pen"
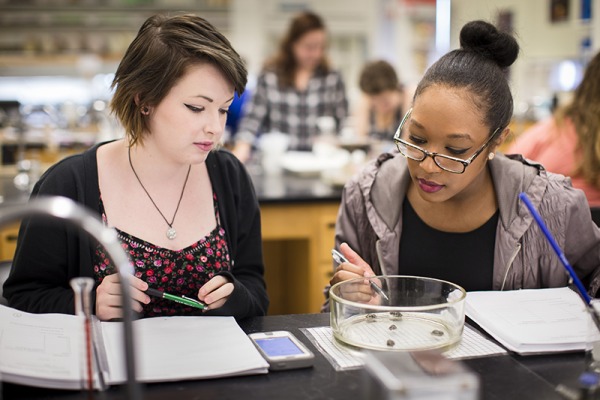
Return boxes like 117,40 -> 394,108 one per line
145,288 -> 206,310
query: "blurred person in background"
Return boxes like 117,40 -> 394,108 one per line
508,50 -> 600,207
354,60 -> 409,142
233,11 -> 348,162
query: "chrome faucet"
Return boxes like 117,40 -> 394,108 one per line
0,196 -> 141,399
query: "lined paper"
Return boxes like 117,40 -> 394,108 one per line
301,325 -> 507,371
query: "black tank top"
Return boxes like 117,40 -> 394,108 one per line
398,198 -> 498,291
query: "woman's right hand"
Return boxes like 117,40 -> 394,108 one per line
95,273 -> 150,321
330,242 -> 375,285
330,243 -> 381,304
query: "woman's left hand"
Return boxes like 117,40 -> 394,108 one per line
197,275 -> 234,310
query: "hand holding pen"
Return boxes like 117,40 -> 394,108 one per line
147,275 -> 234,311
331,244 -> 390,303
146,288 -> 206,310
95,273 -> 151,321
95,273 -> 231,320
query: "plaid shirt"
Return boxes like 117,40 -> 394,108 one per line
236,69 -> 348,150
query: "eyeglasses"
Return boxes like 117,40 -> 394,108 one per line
392,108 -> 501,174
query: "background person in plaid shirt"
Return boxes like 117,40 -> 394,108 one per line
233,11 -> 348,162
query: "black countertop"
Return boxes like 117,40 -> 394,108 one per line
249,171 -> 343,204
2,313 -> 587,400
0,168 -> 344,207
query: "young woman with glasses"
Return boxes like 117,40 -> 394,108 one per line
323,20 -> 600,309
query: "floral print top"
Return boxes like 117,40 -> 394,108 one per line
93,193 -> 231,317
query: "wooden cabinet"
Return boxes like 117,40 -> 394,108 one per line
0,222 -> 20,261
260,201 -> 340,315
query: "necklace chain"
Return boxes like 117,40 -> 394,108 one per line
128,147 -> 191,239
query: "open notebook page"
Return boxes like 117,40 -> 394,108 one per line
466,287 -> 600,354
0,306 -> 87,389
100,315 -> 268,384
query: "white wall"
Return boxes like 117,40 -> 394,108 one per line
450,0 -> 595,117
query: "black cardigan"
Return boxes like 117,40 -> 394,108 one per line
3,142 -> 269,319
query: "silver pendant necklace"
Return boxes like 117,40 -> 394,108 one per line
128,148 -> 191,240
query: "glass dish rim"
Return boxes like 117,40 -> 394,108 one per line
329,274 -> 467,312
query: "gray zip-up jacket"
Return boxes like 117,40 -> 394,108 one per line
331,151 -> 600,301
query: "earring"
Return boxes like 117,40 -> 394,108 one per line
141,106 -> 149,115
488,152 -> 495,160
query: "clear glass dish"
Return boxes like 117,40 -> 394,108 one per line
329,275 -> 466,351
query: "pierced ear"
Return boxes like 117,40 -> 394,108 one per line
498,127 -> 511,144
490,127 -> 510,152
134,95 -> 151,115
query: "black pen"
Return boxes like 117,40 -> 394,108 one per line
145,288 -> 206,310
331,249 -> 390,302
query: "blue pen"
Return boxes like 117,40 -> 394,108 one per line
519,192 -> 592,304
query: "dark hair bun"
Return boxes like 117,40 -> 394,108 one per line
459,20 -> 519,69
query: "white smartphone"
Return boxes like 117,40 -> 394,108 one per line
248,330 -> 315,370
